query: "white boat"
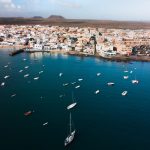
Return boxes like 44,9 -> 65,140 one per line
75,85 -> 80,89
78,78 -> 83,81
63,83 -> 69,86
130,71 -> 133,74
64,113 -> 76,146
59,73 -> 63,77
39,71 -> 43,74
4,65 -> 8,68
11,94 -> 16,98
122,91 -> 128,96
43,122 -> 48,126
23,58 -> 27,61
95,90 -> 100,94
123,76 -> 129,79
97,73 -> 101,76
71,82 -> 76,85
1,82 -> 5,86
4,75 -> 10,79
124,70 -> 128,73
67,103 -> 77,110
24,66 -> 29,69
34,77 -> 39,80
59,94 -> 65,98
67,93 -> 77,110
24,74 -> 29,78
132,80 -> 139,84
107,82 -> 115,86
19,70 -> 23,73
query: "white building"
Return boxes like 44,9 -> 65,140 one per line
33,44 -> 43,50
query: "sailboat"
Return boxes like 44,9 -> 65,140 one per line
64,113 -> 76,146
67,93 -> 77,110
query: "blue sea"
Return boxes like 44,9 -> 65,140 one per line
0,50 -> 150,150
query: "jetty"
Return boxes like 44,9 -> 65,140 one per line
9,49 -> 25,56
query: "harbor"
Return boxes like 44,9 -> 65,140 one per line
0,49 -> 150,150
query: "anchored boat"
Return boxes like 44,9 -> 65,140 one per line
67,93 -> 77,110
64,113 -> 76,146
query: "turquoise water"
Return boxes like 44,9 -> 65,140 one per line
0,50 -> 150,150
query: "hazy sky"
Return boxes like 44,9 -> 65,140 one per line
0,0 -> 149,21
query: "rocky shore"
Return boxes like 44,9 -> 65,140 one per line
1,47 -> 150,62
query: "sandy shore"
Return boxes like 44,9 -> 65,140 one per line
0,45 -> 27,49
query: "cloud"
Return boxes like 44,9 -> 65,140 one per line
49,0 -> 81,8
0,0 -> 21,10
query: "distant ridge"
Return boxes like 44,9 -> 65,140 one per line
48,15 -> 65,20
32,16 -> 43,19
0,16 -> 150,29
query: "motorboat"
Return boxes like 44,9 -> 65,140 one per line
19,70 -> 23,73
95,90 -> 100,94
130,71 -> 133,74
63,83 -> 69,86
78,78 -> 83,81
97,73 -> 101,76
59,73 -> 63,77
11,94 -> 16,98
24,66 -> 29,69
43,122 -> 48,126
107,82 -> 115,86
71,82 -> 76,85
24,74 -> 29,78
122,91 -> 128,96
24,111 -> 32,116
75,85 -> 80,89
4,65 -> 8,68
123,76 -> 129,79
39,71 -> 43,74
132,80 -> 139,84
1,82 -> 5,86
59,94 -> 65,98
4,75 -> 10,79
34,77 -> 39,80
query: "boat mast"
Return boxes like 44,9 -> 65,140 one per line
72,92 -> 74,103
70,113 -> 72,134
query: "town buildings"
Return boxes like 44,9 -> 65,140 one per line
0,25 -> 150,57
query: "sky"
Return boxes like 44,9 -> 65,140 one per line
0,0 -> 150,21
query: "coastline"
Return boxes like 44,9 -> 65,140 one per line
67,51 -> 150,62
1,46 -> 150,62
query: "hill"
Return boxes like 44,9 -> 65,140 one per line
48,15 -> 65,20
